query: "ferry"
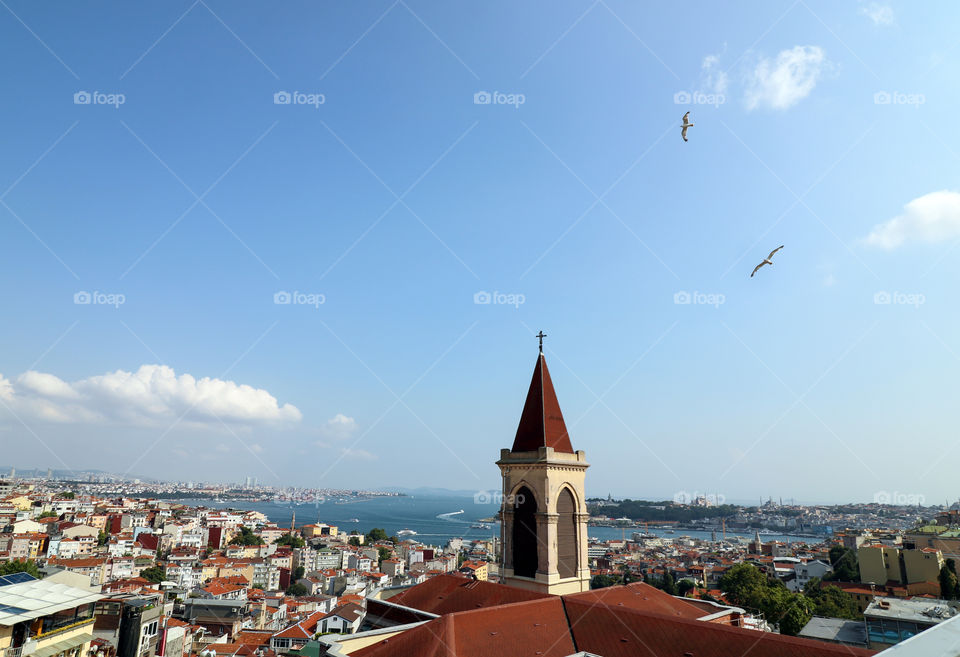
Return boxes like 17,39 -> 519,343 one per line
397,529 -> 417,536
470,523 -> 491,530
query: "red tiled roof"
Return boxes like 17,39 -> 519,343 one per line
137,534 -> 160,551
564,598 -> 875,657
512,353 -> 574,453
564,581 -> 706,620
272,611 -> 325,639
388,573 -> 549,615
355,594 -> 876,657
353,597 -> 575,657
233,630 -> 273,646
322,602 -> 365,623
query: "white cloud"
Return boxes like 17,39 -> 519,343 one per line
860,2 -> 894,26
318,413 -> 358,441
744,46 -> 827,110
701,51 -> 728,97
339,447 -> 377,461
0,364 -> 302,427
865,190 -> 960,249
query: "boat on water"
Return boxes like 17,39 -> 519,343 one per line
347,518 -> 360,523
758,529 -> 778,535
470,523 -> 491,530
397,529 -> 417,536
664,529 -> 675,534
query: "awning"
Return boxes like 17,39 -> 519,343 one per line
29,633 -> 93,657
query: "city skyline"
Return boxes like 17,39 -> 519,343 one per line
2,1 -> 959,504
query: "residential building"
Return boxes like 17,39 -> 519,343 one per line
793,559 -> 832,592
0,572 -> 103,657
459,561 -> 488,581
92,595 -> 163,657
864,596 -> 958,649
317,604 -> 364,634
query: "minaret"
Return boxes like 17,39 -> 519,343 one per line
497,333 -> 590,595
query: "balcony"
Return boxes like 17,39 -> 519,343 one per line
32,617 -> 95,642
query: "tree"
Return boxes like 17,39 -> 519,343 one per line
366,528 -> 389,543
140,566 -> 166,584
229,526 -> 264,546
348,537 -> 360,547
286,582 -> 308,596
718,563 -> 769,611
719,563 -> 798,623
0,559 -> 41,579
97,530 -> 108,546
275,533 -> 305,549
803,578 -> 861,619
292,566 -> 305,581
60,491 -> 76,499
38,511 -> 57,519
779,595 -> 814,636
940,565 -> 960,600
377,547 -> 392,564
824,546 -> 859,582
678,580 -> 696,597
660,571 -> 678,595
591,574 -> 618,589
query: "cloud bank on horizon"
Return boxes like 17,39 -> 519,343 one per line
0,364 -> 302,427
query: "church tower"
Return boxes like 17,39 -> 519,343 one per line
497,336 -> 590,595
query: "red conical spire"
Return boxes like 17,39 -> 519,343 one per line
512,353 -> 574,453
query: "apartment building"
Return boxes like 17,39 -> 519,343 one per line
0,573 -> 103,657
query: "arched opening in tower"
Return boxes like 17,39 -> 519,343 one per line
557,487 -> 578,578
512,486 -> 538,578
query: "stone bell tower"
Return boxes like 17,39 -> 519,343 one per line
497,333 -> 590,595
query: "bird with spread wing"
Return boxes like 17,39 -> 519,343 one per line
681,111 -> 694,142
751,245 -> 784,277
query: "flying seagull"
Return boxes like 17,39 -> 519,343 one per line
681,111 -> 694,142
751,245 -> 784,278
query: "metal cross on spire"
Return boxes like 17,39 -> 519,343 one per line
536,330 -> 547,353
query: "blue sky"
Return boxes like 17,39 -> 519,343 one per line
1,1 -> 958,505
